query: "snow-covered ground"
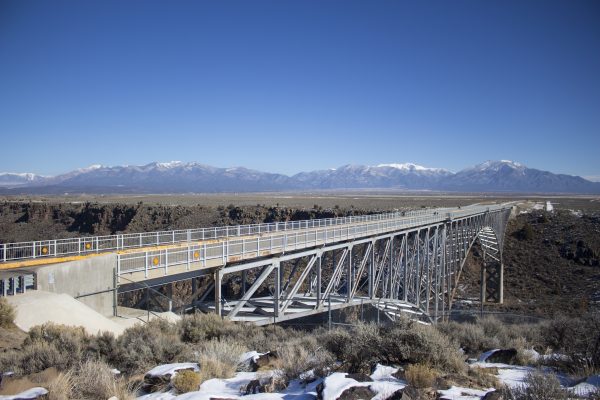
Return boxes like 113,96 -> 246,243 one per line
137,364 -> 405,400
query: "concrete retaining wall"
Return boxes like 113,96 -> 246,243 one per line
34,254 -> 115,316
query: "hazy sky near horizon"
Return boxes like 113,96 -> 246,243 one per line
1,0 -> 599,178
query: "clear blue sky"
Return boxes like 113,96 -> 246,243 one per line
1,0 -> 599,178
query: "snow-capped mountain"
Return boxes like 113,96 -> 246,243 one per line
3,162 -> 293,193
293,163 -> 452,189
0,172 -> 46,187
444,160 -> 599,193
0,160 -> 599,193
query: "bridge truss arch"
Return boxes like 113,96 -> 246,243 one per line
205,206 -> 513,324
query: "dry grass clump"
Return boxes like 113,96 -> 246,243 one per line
197,339 -> 246,381
46,360 -> 135,400
468,366 -> 499,389
71,360 -> 135,400
274,335 -> 333,381
0,297 -> 15,328
405,363 -> 438,388
46,372 -> 74,400
501,370 -> 567,400
172,370 -> 201,393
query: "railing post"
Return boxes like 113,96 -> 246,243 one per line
3,243 -> 6,262
54,239 -> 57,256
165,250 -> 168,275
32,242 -> 36,259
187,245 -> 190,270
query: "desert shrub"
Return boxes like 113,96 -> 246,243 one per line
514,223 -> 534,241
172,370 -> 201,393
17,341 -> 66,374
275,335 -> 334,381
25,323 -> 88,363
0,349 -> 20,374
0,297 -> 15,327
47,372 -> 74,400
86,330 -> 119,364
438,317 -> 543,358
540,314 -> 600,373
405,363 -> 438,388
438,320 -> 495,355
70,359 -> 135,400
180,313 -> 230,343
381,318 -> 466,373
502,370 -> 567,400
117,318 -> 187,374
322,323 -> 381,374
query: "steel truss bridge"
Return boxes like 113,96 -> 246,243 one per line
0,203 -> 514,325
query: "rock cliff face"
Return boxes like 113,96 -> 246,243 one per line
0,202 -> 369,243
458,209 -> 600,316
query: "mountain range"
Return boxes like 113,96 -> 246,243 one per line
0,160 -> 598,194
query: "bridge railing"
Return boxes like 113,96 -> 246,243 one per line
117,204 -> 512,276
0,205 -> 458,263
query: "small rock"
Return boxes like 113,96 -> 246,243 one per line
337,385 -> 376,400
316,381 -> 325,400
244,379 -> 262,395
385,388 -> 415,400
482,391 -> 504,400
255,351 -> 278,369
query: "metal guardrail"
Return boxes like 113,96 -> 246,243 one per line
0,206 -> 454,263
117,204 -> 513,277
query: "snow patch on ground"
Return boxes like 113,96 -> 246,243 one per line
438,386 -> 494,400
145,363 -> 199,378
568,375 -> 600,397
0,387 -> 49,399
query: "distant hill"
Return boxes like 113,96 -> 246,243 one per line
1,160 -> 599,194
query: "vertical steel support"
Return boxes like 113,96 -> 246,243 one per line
274,261 -> 280,318
388,236 -> 394,299
369,240 -> 375,299
214,268 -> 223,317
316,255 -> 322,308
499,262 -> 504,304
403,233 -> 408,302
113,268 -> 118,317
346,246 -> 352,302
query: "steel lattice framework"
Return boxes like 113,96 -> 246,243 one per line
202,204 -> 513,324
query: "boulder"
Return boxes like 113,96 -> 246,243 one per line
385,388 -> 415,400
345,373 -> 373,382
485,349 -> 518,364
